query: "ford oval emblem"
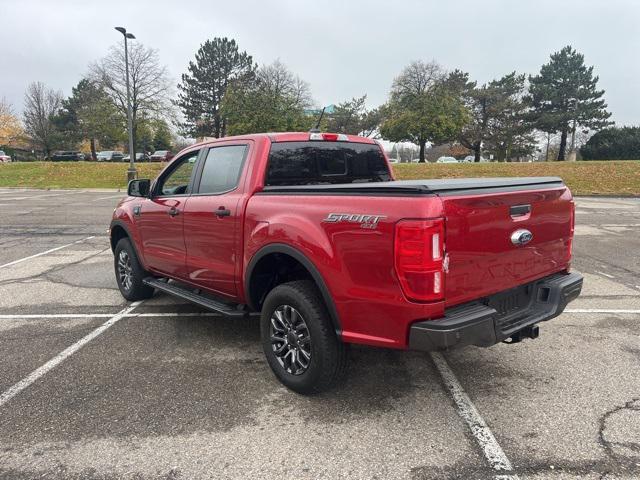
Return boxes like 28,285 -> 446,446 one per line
511,229 -> 533,246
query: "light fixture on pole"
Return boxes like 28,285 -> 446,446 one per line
115,26 -> 137,182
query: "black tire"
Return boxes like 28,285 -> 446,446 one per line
260,280 -> 348,394
114,238 -> 155,301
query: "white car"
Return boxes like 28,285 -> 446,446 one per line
463,155 -> 489,163
0,150 -> 12,163
436,156 -> 459,164
388,158 -> 400,164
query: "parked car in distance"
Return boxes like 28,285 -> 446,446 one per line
149,150 -> 174,162
51,151 -> 83,161
436,156 -> 459,163
123,153 -> 149,162
96,151 -> 125,162
0,150 -> 11,163
388,158 -> 400,164
463,155 -> 489,163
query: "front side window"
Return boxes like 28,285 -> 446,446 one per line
198,145 -> 247,194
158,150 -> 199,196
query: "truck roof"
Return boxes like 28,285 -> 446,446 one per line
194,132 -> 379,147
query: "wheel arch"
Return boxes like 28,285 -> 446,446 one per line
109,220 -> 146,268
245,243 -> 342,337
109,221 -> 130,252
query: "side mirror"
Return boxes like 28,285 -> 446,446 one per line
128,179 -> 151,197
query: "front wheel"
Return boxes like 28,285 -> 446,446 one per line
260,280 -> 348,394
114,238 -> 155,301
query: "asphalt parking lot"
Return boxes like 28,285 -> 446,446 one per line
0,188 -> 638,480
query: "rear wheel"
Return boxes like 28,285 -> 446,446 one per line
114,238 -> 155,301
260,280 -> 348,394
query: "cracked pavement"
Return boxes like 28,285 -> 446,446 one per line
0,189 -> 638,479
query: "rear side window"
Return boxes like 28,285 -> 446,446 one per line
266,142 -> 391,186
198,145 -> 247,194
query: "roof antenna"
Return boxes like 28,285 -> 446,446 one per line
309,106 -> 326,133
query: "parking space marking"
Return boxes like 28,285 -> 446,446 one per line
595,270 -> 615,279
0,235 -> 95,269
0,312 -> 224,319
565,308 -> 640,313
91,194 -> 123,201
0,302 -> 141,408
430,352 -> 520,478
1,309 -> 638,320
0,192 -> 78,201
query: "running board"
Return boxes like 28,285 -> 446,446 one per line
143,277 -> 252,318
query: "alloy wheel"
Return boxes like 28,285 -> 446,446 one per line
270,305 -> 312,375
117,250 -> 133,292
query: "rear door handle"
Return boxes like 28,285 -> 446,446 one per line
215,207 -> 231,217
168,207 -> 179,217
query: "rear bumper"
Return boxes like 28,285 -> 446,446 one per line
409,271 -> 583,351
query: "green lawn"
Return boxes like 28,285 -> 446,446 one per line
393,161 -> 640,196
0,162 -> 165,190
0,160 -> 639,195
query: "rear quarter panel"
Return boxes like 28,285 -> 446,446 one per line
243,193 -> 446,348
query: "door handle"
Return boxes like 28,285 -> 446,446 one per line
168,207 -> 180,217
215,207 -> 231,217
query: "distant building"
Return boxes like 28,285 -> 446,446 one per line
304,104 -> 336,116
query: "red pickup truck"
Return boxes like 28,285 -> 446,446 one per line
110,132 -> 582,393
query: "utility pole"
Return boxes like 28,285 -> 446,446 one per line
115,26 -> 137,182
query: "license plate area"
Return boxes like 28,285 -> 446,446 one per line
484,283 -> 536,334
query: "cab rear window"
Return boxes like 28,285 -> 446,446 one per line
266,141 -> 391,186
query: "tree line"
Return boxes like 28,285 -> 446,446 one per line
177,40 -> 613,162
0,38 -> 620,163
3,42 -> 175,160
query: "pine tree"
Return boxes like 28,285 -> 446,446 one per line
53,79 -> 124,158
177,38 -> 255,138
528,46 -> 612,160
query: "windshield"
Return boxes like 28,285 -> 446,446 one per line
266,141 -> 391,186
154,150 -> 167,155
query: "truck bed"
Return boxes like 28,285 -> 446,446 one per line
260,177 -> 565,195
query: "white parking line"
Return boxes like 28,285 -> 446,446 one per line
0,192 -> 79,201
0,236 -> 96,269
0,312 -> 223,319
0,302 -> 141,408
595,270 -> 615,279
91,194 -> 123,201
1,309 -> 637,321
565,308 -> 640,313
430,352 -> 520,478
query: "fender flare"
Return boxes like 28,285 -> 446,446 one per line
245,243 -> 342,337
109,219 -> 146,268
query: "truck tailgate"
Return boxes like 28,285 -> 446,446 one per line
439,181 -> 573,308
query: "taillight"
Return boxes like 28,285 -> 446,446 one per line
567,201 -> 575,268
394,219 -> 445,302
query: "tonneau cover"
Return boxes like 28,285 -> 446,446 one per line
261,177 -> 564,195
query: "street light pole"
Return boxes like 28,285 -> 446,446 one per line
115,27 -> 137,182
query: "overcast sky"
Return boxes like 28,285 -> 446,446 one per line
1,0 -> 639,126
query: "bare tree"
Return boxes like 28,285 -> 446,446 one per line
23,82 -> 63,157
0,97 -> 13,118
391,60 -> 446,99
90,42 -> 173,149
257,60 -> 313,109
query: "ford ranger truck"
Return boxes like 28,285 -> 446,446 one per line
110,132 -> 583,394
